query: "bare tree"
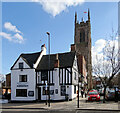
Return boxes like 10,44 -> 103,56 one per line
93,33 -> 120,103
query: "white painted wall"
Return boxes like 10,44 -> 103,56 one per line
38,67 -> 78,101
71,85 -> 78,99
72,56 -> 79,85
40,68 -> 66,100
11,58 -> 36,101
11,53 -> 79,101
13,57 -> 30,69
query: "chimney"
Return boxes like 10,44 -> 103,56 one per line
41,44 -> 46,55
71,44 -> 76,51
54,54 -> 59,68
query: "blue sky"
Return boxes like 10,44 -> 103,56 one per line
1,2 -> 118,74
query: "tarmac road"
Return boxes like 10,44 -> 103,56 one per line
1,110 -> 120,113
1,97 -> 120,113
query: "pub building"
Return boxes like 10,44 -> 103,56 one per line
11,44 -> 80,101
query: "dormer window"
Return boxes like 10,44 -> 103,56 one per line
19,62 -> 23,69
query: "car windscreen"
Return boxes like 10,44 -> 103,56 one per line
88,92 -> 98,95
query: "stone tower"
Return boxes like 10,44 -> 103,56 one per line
74,9 -> 92,90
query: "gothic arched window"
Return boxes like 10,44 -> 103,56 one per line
80,30 -> 85,42
80,32 -> 82,42
83,31 -> 85,42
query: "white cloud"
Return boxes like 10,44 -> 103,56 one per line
0,32 -> 12,41
14,33 -> 24,41
32,0 -> 84,16
4,22 -> 22,34
92,39 -> 106,53
1,22 -> 25,44
92,38 -> 118,66
0,32 -> 24,44
13,33 -> 24,44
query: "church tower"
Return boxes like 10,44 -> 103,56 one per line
74,9 -> 92,90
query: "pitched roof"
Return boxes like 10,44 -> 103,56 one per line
11,52 -> 41,69
36,52 -> 75,70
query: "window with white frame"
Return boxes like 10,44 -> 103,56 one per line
19,62 -> 23,69
74,60 -> 77,66
16,89 -> 27,97
74,72 -> 77,80
19,75 -> 27,82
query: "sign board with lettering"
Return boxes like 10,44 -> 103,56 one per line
17,85 -> 28,87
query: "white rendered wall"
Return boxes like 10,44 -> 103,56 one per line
11,58 -> 36,101
71,85 -> 78,99
13,57 -> 30,69
72,56 -> 79,85
39,68 -> 76,100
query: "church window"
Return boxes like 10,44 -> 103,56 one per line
80,32 -> 82,42
83,31 -> 85,42
80,30 -> 85,42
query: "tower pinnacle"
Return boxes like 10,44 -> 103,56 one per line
88,8 -> 90,21
75,12 -> 77,24
82,17 -> 84,22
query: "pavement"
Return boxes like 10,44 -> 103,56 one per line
1,97 -> 120,111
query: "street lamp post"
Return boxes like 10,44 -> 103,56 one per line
46,32 -> 50,107
77,73 -> 80,108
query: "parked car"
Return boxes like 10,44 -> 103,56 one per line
106,90 -> 115,100
87,90 -> 100,101
118,90 -> 120,101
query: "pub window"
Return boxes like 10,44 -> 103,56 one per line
28,91 -> 34,97
41,71 -> 48,81
19,75 -> 27,82
50,90 -> 54,95
67,71 -> 69,84
19,62 -> 23,69
43,87 -> 49,95
16,89 -> 27,97
74,85 -> 76,94
74,60 -> 77,66
55,89 -> 58,94
74,72 -> 76,80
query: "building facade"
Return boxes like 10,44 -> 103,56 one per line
11,44 -> 80,101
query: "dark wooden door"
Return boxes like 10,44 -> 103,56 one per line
38,87 -> 41,100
